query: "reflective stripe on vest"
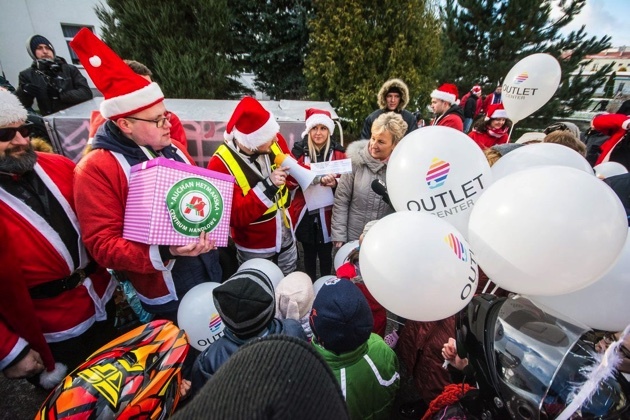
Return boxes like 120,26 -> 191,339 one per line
215,143 -> 290,218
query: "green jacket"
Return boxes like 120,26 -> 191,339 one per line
313,334 -> 400,420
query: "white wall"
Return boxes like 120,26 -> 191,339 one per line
0,0 -> 105,88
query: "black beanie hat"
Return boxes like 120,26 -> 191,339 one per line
386,86 -> 403,96
213,268 -> 275,339
309,279 -> 373,354
174,335 -> 350,419
27,35 -> 55,60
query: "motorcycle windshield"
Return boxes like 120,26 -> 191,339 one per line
492,297 -> 628,418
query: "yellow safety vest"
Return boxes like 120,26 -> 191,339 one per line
215,143 -> 290,223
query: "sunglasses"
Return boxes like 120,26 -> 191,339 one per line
0,122 -> 33,142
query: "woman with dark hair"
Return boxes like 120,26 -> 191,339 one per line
469,104 -> 511,149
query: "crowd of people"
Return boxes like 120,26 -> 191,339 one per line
2,29 -> 630,419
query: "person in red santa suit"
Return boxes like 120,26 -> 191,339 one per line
468,103 -> 511,149
0,90 -> 116,390
70,29 -> 221,321
208,97 -> 298,275
593,113 -> 630,170
429,83 -> 464,131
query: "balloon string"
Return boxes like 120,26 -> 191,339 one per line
507,123 -> 516,143
490,285 -> 499,294
387,317 -> 405,326
555,323 -> 630,420
482,280 -> 493,294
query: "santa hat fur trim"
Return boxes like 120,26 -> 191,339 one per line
301,108 -> 335,138
0,91 -> 28,127
39,362 -> 67,389
100,82 -> 164,120
431,83 -> 459,104
486,104 -> 508,120
224,97 -> 280,150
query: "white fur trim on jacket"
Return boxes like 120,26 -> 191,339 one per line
430,89 -> 456,104
100,82 -> 164,120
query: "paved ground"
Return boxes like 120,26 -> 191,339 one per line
1,247 -> 421,419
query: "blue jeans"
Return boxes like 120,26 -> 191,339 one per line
463,118 -> 473,133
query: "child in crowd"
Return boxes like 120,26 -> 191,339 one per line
275,271 -> 315,340
310,278 -> 399,420
190,269 -> 307,396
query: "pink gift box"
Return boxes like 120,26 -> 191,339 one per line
123,157 -> 234,246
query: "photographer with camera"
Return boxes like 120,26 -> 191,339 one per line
16,34 -> 92,116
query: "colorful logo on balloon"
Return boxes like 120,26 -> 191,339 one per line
513,72 -> 528,84
208,313 -> 222,333
445,233 -> 468,262
426,158 -> 450,189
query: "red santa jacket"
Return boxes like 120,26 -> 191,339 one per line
469,129 -> 509,149
593,113 -> 630,165
207,135 -> 295,253
0,153 -> 115,372
74,140 -> 194,307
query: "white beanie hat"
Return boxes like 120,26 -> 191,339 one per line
0,91 -> 28,127
275,272 -> 315,320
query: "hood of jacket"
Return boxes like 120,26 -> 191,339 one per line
378,78 -> 410,111
346,139 -> 386,174
441,104 -> 464,121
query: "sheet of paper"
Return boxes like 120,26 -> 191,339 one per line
309,159 -> 352,175
303,184 -> 335,211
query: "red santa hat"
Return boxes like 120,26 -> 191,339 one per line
471,85 -> 482,95
224,97 -> 280,150
431,83 -> 459,104
486,103 -> 509,120
69,28 -> 164,120
301,108 -> 335,138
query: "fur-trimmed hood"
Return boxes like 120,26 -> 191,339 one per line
377,78 -> 410,111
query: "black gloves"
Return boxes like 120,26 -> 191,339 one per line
22,83 -> 43,98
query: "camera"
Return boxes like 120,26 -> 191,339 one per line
36,59 -> 62,75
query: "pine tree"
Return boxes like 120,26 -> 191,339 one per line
96,0 -> 251,99
305,0 -> 442,135
439,0 -> 612,126
231,0 -> 312,100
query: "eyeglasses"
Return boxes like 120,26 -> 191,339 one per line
125,111 -> 172,128
0,122 -> 33,142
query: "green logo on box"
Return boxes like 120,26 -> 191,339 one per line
167,177 -> 223,236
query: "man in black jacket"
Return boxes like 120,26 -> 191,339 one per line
16,34 -> 92,116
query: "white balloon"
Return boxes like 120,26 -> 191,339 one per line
387,126 -> 493,238
313,275 -> 337,297
594,161 -> 628,179
238,258 -> 284,289
334,240 -> 359,270
360,212 -> 478,321
502,53 -> 562,123
492,142 -> 593,181
529,229 -> 630,331
468,166 -> 627,296
177,282 -> 224,351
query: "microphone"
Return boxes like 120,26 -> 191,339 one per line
371,179 -> 392,207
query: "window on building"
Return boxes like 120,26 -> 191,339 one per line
61,24 -> 93,65
592,63 -> 598,71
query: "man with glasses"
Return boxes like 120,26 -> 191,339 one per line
71,28 -> 221,321
0,90 -> 116,389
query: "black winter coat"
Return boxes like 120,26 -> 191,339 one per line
16,58 -> 92,116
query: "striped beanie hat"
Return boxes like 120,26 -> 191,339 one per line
213,268 -> 275,338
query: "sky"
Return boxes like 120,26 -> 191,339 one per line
557,0 -> 630,47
